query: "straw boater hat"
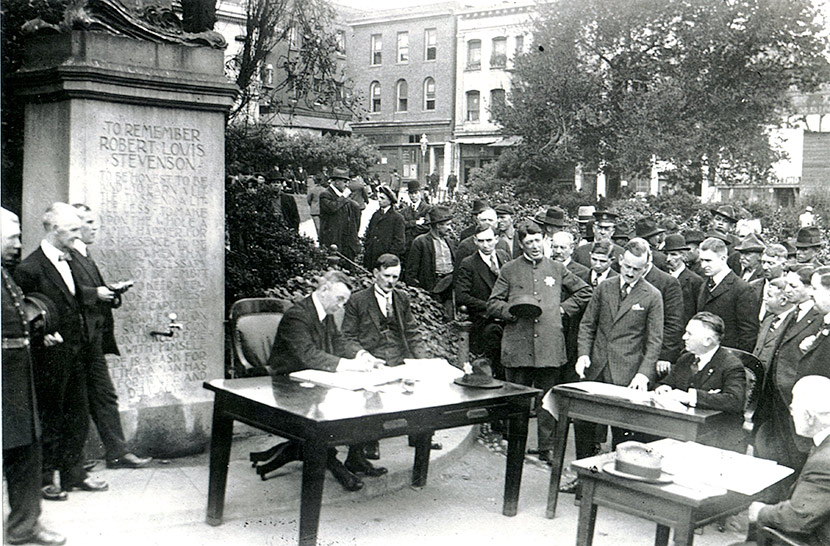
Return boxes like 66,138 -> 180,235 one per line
577,205 -> 596,224
602,441 -> 672,484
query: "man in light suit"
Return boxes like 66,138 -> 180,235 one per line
576,238 -> 664,451
488,221 -> 592,461
266,270 -> 385,491
14,203 -> 109,498
742,375 -> 830,545
71,204 -> 151,470
697,237 -> 760,352
455,226 -> 510,377
654,312 -> 746,452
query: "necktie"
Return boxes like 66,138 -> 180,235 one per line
692,356 -> 701,371
592,273 -> 598,288
490,255 -> 500,275
770,314 -> 781,331
59,252 -> 72,262
620,283 -> 630,300
386,294 -> 393,318
707,278 -> 716,292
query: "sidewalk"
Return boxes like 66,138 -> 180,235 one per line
17,422 -> 747,546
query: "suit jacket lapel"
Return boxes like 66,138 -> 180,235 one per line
781,308 -> 819,344
37,250 -> 76,306
473,253 -> 496,291
708,272 -> 734,301
366,291 -> 384,333
613,280 -> 641,323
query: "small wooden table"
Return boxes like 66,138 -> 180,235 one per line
546,383 -> 734,518
203,370 -> 539,546
571,440 -> 792,546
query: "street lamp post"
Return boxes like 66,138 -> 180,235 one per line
420,133 -> 428,188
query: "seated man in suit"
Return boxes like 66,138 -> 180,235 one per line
740,375 -> 830,545
265,270 -> 385,491
654,312 -> 746,452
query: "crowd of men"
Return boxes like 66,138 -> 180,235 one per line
3,203 -> 152,545
285,171 -> 830,541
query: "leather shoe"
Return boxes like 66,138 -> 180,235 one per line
538,450 -> 554,465
559,477 -> 580,494
41,485 -> 67,501
526,447 -> 542,455
106,453 -> 152,469
68,477 -> 109,492
256,441 -> 301,479
7,528 -> 66,545
430,442 -> 443,451
83,459 -> 98,471
363,441 -> 380,460
345,455 -> 388,477
326,455 -> 363,492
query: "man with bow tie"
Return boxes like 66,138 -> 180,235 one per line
14,203 -> 109,499
654,312 -> 746,452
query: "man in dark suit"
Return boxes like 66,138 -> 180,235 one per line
643,243 -> 684,374
399,180 -> 430,254
794,226 -> 824,267
318,167 -> 363,262
710,204 -> 743,274
2,208 -> 66,545
14,203 -> 108,498
654,312 -> 746,452
363,186 -> 406,270
71,204 -> 151,470
736,233 -> 766,283
634,217 -> 669,272
274,177 -> 301,231
697,237 -> 760,352
454,206 -> 509,267
405,206 -> 456,317
577,238 -> 664,451
665,234 -> 703,329
588,240 -> 617,287
266,270 -> 385,491
455,226 -> 510,378
551,230 -> 591,375
751,243 -> 788,322
754,265 -> 824,483
744,375 -> 830,545
752,278 -> 794,370
458,199 -> 488,241
573,210 -> 623,270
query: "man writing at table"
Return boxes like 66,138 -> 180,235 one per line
266,270 -> 386,492
654,312 -> 746,452
739,375 -> 830,546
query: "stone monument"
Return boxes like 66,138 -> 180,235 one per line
12,1 -> 237,456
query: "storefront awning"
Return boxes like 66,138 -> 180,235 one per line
453,136 -> 499,145
488,135 -> 522,147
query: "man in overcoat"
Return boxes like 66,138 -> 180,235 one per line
319,167 -> 363,261
363,186 -> 406,269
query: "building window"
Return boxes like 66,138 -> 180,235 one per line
491,37 -> 507,68
424,28 -> 437,60
335,30 -> 346,55
489,88 -> 505,119
515,34 -> 524,55
467,39 -> 481,70
370,81 -> 381,112
396,80 -> 408,112
397,32 -> 409,63
371,34 -> 382,65
289,26 -> 302,50
424,77 -> 436,110
466,90 -> 480,121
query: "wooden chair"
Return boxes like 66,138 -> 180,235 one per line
721,347 -> 765,435
228,297 -> 292,378
757,526 -> 811,546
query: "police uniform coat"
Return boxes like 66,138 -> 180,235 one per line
487,256 -> 592,369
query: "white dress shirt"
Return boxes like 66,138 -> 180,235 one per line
41,240 -> 75,295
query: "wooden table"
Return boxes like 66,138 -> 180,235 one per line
571,441 -> 792,546
203,370 -> 539,546
546,383 -> 734,518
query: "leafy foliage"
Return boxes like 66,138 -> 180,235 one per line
495,0 -> 830,194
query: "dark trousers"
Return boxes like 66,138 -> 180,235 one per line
470,320 -> 504,380
4,442 -> 43,541
505,367 -> 568,452
33,347 -> 89,487
86,353 -> 128,460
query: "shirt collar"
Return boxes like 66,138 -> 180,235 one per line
73,239 -> 88,257
563,257 -> 572,267
620,276 -> 639,289
310,292 -> 327,322
814,426 -> 830,447
479,250 -> 495,264
696,345 -> 719,370
374,284 -> 391,298
41,240 -> 66,263
329,184 -> 344,197
669,263 -> 685,278
799,300 -> 815,313
711,267 -> 730,286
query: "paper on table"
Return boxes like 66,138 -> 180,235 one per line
289,359 -> 458,391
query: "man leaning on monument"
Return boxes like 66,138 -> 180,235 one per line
265,270 -> 386,491
70,204 -> 151,470
2,208 -> 66,546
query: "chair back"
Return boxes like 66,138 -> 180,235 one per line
229,298 -> 292,377
721,347 -> 765,433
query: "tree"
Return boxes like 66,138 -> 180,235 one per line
226,0 -> 362,124
494,0 -> 830,194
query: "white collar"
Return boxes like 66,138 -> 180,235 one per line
73,239 -> 88,257
711,267 -> 730,286
381,205 -> 391,214
695,345 -> 719,371
563,257 -> 572,267
41,239 -> 67,263
620,276 -> 639,289
329,184 -> 344,197
669,263 -> 685,278
479,250 -> 496,264
814,426 -> 830,447
311,293 -> 327,322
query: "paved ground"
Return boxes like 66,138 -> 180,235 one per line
14,421 -> 749,546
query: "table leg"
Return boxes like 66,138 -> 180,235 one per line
410,432 -> 432,487
546,402 -> 571,518
575,478 -> 598,546
502,408 -> 529,516
672,521 -> 695,546
206,397 -> 233,526
654,524 -> 671,546
298,441 -> 328,546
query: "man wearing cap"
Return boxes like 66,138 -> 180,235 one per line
736,233 -> 766,283
794,226 -> 824,267
683,229 -> 706,277
487,221 -> 592,461
319,167 -> 364,262
634,217 -> 669,272
14,203 -> 109,499
455,206 -> 508,267
400,180 -> 430,252
363,186 -> 406,270
495,203 -> 521,258
710,204 -> 743,274
665,233 -> 703,329
455,225 -> 511,378
2,208 -> 66,546
589,241 -> 617,287
573,210 -> 623,271
406,206 -> 457,317
576,238 -> 664,450
696,237 -> 760,352
751,243 -> 788,320
575,205 -> 596,246
459,199 -> 489,241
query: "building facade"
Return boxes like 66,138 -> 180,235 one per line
347,3 -> 458,187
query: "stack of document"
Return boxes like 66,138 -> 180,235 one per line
289,358 -> 456,391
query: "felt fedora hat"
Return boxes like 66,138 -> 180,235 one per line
711,204 -> 738,223
662,233 -> 689,252
425,205 -> 453,225
735,232 -> 766,253
328,167 -> 350,180
795,226 -> 822,248
635,217 -> 665,239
